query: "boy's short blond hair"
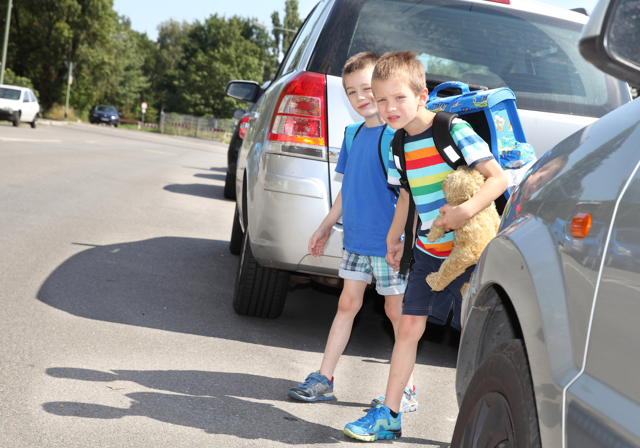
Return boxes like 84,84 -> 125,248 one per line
341,51 -> 380,89
372,51 -> 426,96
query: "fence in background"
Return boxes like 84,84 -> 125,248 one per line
120,118 -> 159,129
159,112 -> 235,141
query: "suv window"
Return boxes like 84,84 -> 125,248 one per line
276,4 -> 322,78
309,0 -> 630,117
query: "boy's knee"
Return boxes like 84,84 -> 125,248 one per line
337,292 -> 363,314
398,315 -> 427,341
384,299 -> 402,321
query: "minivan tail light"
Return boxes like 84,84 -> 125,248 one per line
238,115 -> 250,140
268,71 -> 327,161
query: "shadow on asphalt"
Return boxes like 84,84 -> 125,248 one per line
42,369 -> 339,444
194,173 -> 226,182
163,183 -> 228,200
42,369 -> 449,446
37,237 -> 459,368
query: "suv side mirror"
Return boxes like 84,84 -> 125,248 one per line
579,0 -> 640,86
233,108 -> 246,120
225,80 -> 261,103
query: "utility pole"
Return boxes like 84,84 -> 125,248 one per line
63,61 -> 75,119
0,0 -> 13,85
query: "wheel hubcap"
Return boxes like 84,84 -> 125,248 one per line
461,392 -> 515,448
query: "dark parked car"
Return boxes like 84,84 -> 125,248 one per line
224,106 -> 253,201
452,0 -> 640,446
89,105 -> 120,127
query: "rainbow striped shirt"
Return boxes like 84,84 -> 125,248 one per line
387,120 -> 492,258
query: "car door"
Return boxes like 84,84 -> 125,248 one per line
28,91 -> 38,121
565,164 -> 640,447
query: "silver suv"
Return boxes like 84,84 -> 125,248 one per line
452,0 -> 640,446
225,0 -> 631,319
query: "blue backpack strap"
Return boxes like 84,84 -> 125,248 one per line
344,121 -> 365,154
378,124 -> 399,197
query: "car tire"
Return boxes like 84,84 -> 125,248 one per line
223,172 -> 236,200
12,112 -> 20,127
30,118 -> 37,129
229,207 -> 243,255
233,230 -> 290,319
451,340 -> 541,448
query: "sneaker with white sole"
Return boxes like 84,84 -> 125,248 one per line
370,386 -> 418,413
287,372 -> 335,402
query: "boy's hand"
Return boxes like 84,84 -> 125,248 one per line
433,203 -> 471,232
309,227 -> 330,257
386,240 -> 404,271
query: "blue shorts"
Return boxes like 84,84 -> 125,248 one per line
339,250 -> 407,295
402,248 -> 475,330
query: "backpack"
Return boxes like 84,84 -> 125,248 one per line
392,81 -> 533,275
344,121 -> 399,197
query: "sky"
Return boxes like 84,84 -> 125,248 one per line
113,0 -> 600,42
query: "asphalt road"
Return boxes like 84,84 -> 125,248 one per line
0,122 -> 460,447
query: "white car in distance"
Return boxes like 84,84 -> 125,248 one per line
0,84 -> 40,128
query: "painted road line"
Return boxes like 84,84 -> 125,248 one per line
0,138 -> 63,143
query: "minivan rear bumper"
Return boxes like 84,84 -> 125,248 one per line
247,153 -> 344,276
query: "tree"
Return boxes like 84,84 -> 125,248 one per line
282,0 -> 302,53
271,11 -> 282,57
167,14 -> 277,118
0,0 -> 118,111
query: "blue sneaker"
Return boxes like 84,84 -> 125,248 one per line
370,386 -> 418,413
287,372 -> 335,402
343,405 -> 401,441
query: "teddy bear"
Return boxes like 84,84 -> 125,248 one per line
426,166 -> 501,296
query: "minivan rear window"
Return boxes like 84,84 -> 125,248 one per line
308,0 -> 630,117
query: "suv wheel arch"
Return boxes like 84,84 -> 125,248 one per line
458,286 -> 523,404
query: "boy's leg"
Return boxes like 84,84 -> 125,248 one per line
384,314 -> 428,413
373,255 -> 415,393
288,251 -> 371,402
318,278 -> 368,379
382,294 -> 415,391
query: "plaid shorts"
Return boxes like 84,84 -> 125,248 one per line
339,250 -> 407,295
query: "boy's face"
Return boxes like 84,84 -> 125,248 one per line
373,79 -> 428,130
343,66 -> 379,120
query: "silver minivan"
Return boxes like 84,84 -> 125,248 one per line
225,0 -> 631,319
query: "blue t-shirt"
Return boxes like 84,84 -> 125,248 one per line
336,124 -> 398,257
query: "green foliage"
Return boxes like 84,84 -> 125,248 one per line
0,0 -> 292,121
283,0 -> 302,53
2,68 -> 38,97
165,15 -> 277,118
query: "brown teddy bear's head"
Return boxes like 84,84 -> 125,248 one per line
442,166 -> 487,206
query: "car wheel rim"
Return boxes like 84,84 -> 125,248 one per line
462,392 -> 515,448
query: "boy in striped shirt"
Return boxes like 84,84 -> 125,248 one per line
343,51 -> 507,442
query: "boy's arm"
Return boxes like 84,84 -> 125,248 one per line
309,190 -> 343,257
386,188 -> 412,270
434,159 -> 507,231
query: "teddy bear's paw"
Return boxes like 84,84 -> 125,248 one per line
426,273 -> 445,291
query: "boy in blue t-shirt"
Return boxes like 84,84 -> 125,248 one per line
288,52 -> 418,413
